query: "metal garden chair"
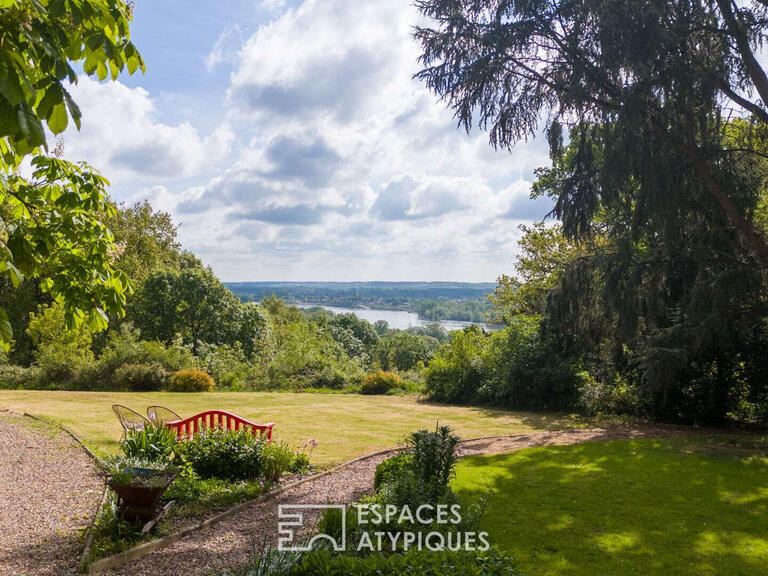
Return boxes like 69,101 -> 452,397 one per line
112,404 -> 150,440
146,405 -> 182,426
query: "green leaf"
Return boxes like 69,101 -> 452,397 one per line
7,262 -> 23,287
0,99 -> 18,137
37,83 -> 63,118
47,102 -> 68,134
0,307 -> 12,349
62,88 -> 81,130
17,105 -> 46,147
0,65 -> 25,107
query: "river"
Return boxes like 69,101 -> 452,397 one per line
295,304 -> 495,332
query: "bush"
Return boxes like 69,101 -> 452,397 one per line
169,369 -> 215,392
113,362 -> 169,392
121,423 -> 177,461
373,452 -> 412,491
0,364 -> 40,389
234,548 -> 519,576
361,371 -> 401,395
374,426 -> 460,511
176,428 -> 265,480
423,327 -> 488,403
197,343 -> 251,390
260,441 -> 295,484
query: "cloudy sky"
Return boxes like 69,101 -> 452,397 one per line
60,0 -> 552,282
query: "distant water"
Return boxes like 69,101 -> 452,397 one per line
296,304 -> 494,332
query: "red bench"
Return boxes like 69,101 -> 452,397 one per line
164,410 -> 274,440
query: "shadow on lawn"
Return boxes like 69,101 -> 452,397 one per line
453,439 -> 768,576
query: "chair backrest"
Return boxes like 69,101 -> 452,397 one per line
164,410 -> 274,441
112,404 -> 150,433
146,405 -> 182,425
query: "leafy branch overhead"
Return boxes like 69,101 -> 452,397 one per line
0,0 -> 143,348
0,0 -> 144,157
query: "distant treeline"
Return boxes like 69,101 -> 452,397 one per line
225,282 -> 494,322
414,300 -> 491,322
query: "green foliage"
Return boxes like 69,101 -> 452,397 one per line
373,452 -> 412,492
232,548 -> 519,576
169,368 -> 215,392
375,426 -> 459,509
414,299 -> 491,323
176,428 -> 266,481
162,462 -> 202,503
0,363 -> 38,389
26,302 -> 94,386
0,0 -> 142,157
112,362 -> 169,392
86,492 -> 144,562
0,0 -> 142,348
376,332 -> 437,371
197,342 -> 251,390
415,0 -> 768,425
264,319 -> 360,390
120,423 -> 177,462
98,455 -> 175,486
260,441 -> 295,484
1,158 -> 129,349
106,201 -> 181,291
423,326 -> 488,404
424,320 -> 581,410
361,370 -> 401,395
131,266 -> 268,357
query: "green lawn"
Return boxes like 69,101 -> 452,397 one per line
453,438 -> 768,576
0,390 -> 584,465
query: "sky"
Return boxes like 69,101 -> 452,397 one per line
59,0 -> 553,282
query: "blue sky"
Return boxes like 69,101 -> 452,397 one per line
60,0 -> 552,282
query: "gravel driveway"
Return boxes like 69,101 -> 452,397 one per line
0,410 -> 104,576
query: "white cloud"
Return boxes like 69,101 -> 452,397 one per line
62,0 -> 553,281
60,78 -> 233,182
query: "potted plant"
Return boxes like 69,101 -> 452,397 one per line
101,457 -> 180,524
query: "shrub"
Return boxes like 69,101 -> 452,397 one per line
0,364 -> 40,389
197,342 -> 251,390
234,548 -> 520,576
113,362 -> 169,392
373,452 -> 412,491
309,366 -> 349,390
162,463 -> 203,503
260,442 -> 295,484
169,369 -> 215,392
176,428 -> 264,480
361,371 -> 401,395
121,423 -> 177,462
290,452 -> 312,474
423,327 -> 488,403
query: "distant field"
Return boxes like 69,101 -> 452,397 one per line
0,391 -> 585,465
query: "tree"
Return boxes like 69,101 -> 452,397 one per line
131,266 -> 267,356
414,0 -> 768,265
107,201 -> 181,290
0,0 -> 143,347
416,0 -> 768,423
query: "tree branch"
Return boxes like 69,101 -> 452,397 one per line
717,0 -> 768,109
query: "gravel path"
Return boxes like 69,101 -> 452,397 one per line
104,426 -> 659,576
0,410 -> 104,576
